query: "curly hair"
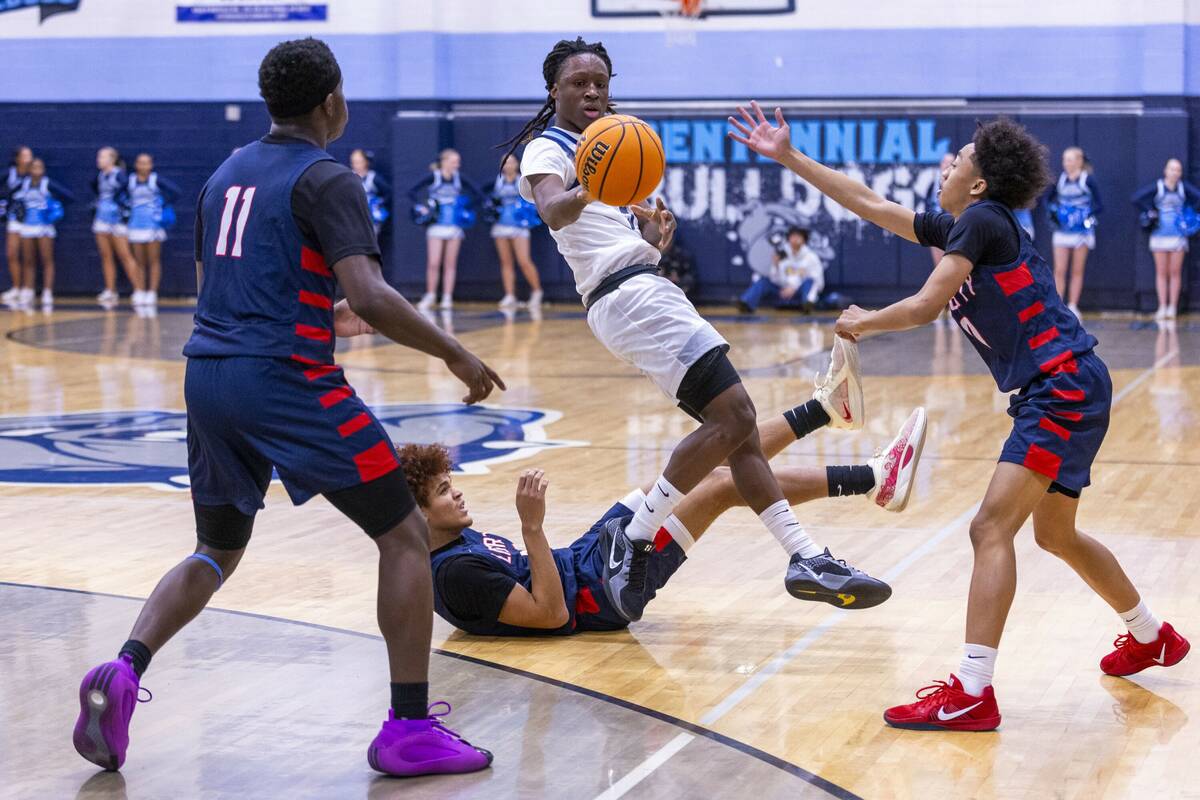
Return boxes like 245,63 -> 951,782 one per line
496,37 -> 616,166
396,443 -> 452,507
258,37 -> 342,119
971,117 -> 1052,210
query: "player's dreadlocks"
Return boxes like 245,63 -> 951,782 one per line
497,37 -> 616,166
972,117 -> 1053,211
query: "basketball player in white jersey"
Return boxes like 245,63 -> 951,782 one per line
499,38 -> 899,622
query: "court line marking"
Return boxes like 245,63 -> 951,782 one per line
592,342 -> 1178,799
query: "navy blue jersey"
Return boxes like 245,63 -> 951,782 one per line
430,529 -> 578,637
917,200 -> 1098,392
184,139 -> 339,363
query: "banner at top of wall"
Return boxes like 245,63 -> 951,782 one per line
0,0 -> 81,23
176,3 -> 327,23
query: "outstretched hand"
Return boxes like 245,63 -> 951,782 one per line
445,347 -> 507,404
728,100 -> 792,163
630,197 -> 677,252
515,468 -> 549,530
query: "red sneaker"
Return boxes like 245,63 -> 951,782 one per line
1101,621 -> 1190,677
883,674 -> 1000,732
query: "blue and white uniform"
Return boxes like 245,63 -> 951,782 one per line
407,170 -> 481,240
358,168 -> 390,235
1049,172 -> 1102,250
91,167 -> 129,236
126,172 -> 180,244
490,174 -> 529,239
1131,178 -> 1200,253
5,166 -> 25,234
16,175 -> 73,239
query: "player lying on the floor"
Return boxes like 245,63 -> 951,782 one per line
404,397 -> 927,636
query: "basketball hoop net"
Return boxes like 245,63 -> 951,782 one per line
660,0 -> 703,48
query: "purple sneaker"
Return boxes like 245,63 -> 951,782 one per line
367,702 -> 493,777
72,656 -> 148,771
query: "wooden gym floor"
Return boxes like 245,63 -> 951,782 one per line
0,301 -> 1196,800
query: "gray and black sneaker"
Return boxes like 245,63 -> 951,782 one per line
599,515 -> 654,622
784,549 -> 891,609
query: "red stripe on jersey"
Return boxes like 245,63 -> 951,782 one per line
353,440 -> 400,483
301,246 -> 332,277
295,324 -> 331,342
574,586 -> 601,616
304,364 -> 339,381
319,386 -> 352,409
1052,388 -> 1085,402
994,262 -> 1034,296
337,412 -> 372,438
1050,409 -> 1084,422
1028,327 -> 1060,349
1038,417 -> 1072,441
1039,351 -> 1075,374
1023,443 -> 1062,480
1017,301 -> 1045,323
298,290 -> 333,309
290,353 -> 321,365
653,526 -> 672,552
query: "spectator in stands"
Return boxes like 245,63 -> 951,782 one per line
350,148 -> 390,237
1131,157 -> 1200,320
408,148 -> 482,311
126,152 -> 180,307
1,145 -> 33,306
1048,146 -> 1102,316
491,153 -> 543,311
92,146 -> 142,308
737,226 -> 823,314
15,157 -> 74,308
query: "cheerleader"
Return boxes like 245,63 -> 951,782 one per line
350,148 -> 390,236
1131,157 -> 1200,319
1,145 -> 33,306
16,158 -> 74,308
1047,146 -> 1102,316
491,154 -> 543,309
125,153 -> 180,306
91,147 -> 143,307
407,148 -> 482,310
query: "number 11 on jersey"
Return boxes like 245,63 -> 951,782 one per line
215,185 -> 257,257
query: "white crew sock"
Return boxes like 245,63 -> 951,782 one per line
619,488 -> 646,515
958,643 -> 997,697
1119,600 -> 1162,644
759,500 -> 821,559
661,514 -> 695,553
627,475 -> 683,542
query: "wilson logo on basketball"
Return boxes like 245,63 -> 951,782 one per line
581,140 -> 611,181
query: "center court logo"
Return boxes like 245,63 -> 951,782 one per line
0,405 -> 584,490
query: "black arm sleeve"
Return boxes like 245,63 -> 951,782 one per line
406,173 -> 435,203
942,203 -> 1021,267
372,172 -> 391,197
913,211 -> 956,250
435,556 -> 518,622
291,160 -> 381,265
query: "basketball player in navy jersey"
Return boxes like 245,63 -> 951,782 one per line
731,103 -> 1190,731
406,402 -> 926,636
72,39 -> 500,776
502,38 -> 890,625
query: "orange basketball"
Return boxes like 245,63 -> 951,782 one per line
574,114 -> 665,207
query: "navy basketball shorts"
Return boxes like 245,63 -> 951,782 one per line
185,356 -> 409,522
568,501 -> 688,632
999,350 -> 1112,496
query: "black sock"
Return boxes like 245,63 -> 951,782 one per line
390,682 -> 429,719
118,639 -> 152,677
826,465 -> 875,497
784,399 -> 831,440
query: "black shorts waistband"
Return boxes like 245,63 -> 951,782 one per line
584,265 -> 658,312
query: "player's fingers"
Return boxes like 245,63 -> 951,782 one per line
655,197 -> 666,212
727,116 -> 751,137
485,364 -> 507,391
538,478 -> 549,495
775,107 -> 787,127
629,203 -> 652,221
751,100 -> 767,125
737,105 -> 756,129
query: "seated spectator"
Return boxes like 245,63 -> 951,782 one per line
737,226 -> 823,313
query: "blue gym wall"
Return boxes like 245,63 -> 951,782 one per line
2,1 -> 1200,310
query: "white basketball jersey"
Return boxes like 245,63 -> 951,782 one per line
519,125 -> 660,302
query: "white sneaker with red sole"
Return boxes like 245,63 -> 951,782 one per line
868,407 -> 927,512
